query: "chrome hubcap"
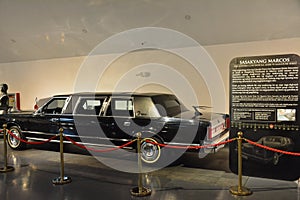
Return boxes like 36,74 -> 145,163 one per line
140,139 -> 161,164
9,130 -> 20,147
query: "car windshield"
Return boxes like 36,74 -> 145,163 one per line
152,95 -> 188,117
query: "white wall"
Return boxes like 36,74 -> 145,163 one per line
1,38 -> 300,112
206,37 -> 300,112
0,56 -> 84,110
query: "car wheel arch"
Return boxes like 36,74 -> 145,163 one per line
132,130 -> 164,144
6,122 -> 22,130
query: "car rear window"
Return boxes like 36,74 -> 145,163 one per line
152,95 -> 187,117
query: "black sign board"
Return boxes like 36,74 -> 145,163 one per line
229,54 -> 300,181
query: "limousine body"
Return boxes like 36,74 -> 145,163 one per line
0,92 -> 229,164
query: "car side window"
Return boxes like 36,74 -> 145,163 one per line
75,97 -> 105,115
134,97 -> 160,118
105,98 -> 134,117
43,98 -> 67,114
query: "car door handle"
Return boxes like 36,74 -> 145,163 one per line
50,118 -> 59,123
123,122 -> 131,126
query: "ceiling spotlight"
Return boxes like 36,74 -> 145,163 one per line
45,34 -> 50,41
185,15 -> 191,20
61,32 -> 65,43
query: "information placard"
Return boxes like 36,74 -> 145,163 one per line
229,54 -> 300,180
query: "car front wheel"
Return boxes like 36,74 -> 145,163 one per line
7,126 -> 27,150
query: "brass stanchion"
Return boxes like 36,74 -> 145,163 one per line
130,132 -> 152,197
52,128 -> 72,185
0,124 -> 14,173
230,131 -> 252,196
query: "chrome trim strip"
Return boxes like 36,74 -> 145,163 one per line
25,131 -> 132,142
165,142 -> 202,146
26,137 -> 133,149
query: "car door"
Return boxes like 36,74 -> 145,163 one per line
100,96 -> 135,145
29,97 -> 69,136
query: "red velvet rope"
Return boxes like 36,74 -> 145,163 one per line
4,129 -> 136,152
64,135 -> 136,152
6,129 -> 58,145
3,127 -> 235,151
5,127 -> 300,156
244,138 -> 300,156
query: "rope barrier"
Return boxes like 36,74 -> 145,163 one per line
0,124 -> 14,173
4,127 -> 300,157
5,129 -> 135,152
130,132 -> 152,197
244,138 -> 300,156
6,130 -> 59,145
52,128 -> 71,185
4,124 -> 300,197
3,127 -> 237,153
230,131 -> 252,196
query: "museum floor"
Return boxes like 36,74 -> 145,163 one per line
0,140 -> 298,200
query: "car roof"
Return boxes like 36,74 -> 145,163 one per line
53,92 -> 174,98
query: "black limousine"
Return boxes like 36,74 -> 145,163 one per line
1,92 -> 229,164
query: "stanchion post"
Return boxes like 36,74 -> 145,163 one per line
130,132 -> 152,197
230,131 -> 252,196
52,128 -> 72,185
0,124 -> 14,173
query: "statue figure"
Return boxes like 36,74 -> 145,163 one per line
0,83 -> 9,114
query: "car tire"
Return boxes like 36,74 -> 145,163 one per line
140,137 -> 162,164
7,126 -> 27,150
